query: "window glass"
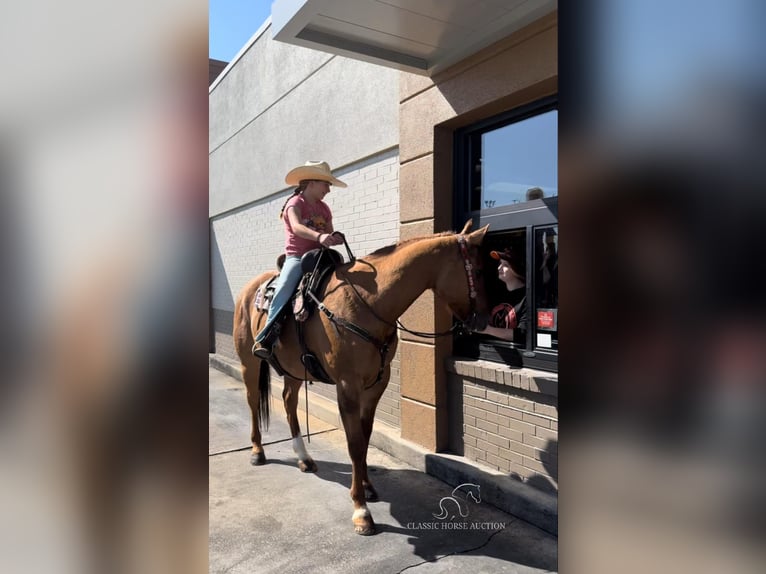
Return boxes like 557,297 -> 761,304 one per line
454,98 -> 558,372
476,109 -> 558,209
533,226 -> 558,351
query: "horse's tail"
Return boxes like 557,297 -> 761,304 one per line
258,359 -> 270,431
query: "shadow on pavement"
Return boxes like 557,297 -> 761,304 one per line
210,367 -> 556,572
304,458 -> 557,570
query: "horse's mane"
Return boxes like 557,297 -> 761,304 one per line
365,231 -> 456,259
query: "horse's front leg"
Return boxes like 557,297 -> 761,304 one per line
283,376 -> 317,473
338,390 -> 375,535
359,373 -> 389,502
359,413 -> 378,502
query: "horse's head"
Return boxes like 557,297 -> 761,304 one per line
433,220 -> 490,325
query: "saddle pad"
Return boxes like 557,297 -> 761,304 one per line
254,275 -> 278,312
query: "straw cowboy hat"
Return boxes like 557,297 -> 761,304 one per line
285,160 -> 347,188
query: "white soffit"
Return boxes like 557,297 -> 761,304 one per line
272,0 -> 557,76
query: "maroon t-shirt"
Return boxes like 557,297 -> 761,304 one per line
283,194 -> 333,256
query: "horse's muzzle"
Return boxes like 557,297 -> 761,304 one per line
459,311 -> 488,334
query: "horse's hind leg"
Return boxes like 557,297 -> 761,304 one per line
242,358 -> 268,466
283,376 -> 317,473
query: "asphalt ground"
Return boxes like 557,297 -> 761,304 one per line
209,367 -> 558,573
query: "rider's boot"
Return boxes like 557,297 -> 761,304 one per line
252,324 -> 278,360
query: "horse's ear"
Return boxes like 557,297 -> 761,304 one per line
459,219 -> 473,234
468,224 -> 490,246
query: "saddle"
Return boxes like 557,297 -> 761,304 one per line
294,248 -> 343,384
252,248 -> 340,322
253,275 -> 278,313
294,248 -> 343,321
254,247 -> 343,385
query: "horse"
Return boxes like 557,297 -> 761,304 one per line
232,221 -> 490,535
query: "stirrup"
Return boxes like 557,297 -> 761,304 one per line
253,322 -> 279,359
252,342 -> 273,360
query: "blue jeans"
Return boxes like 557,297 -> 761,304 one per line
255,255 -> 302,343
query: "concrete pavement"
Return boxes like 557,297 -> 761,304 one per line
209,367 -> 558,573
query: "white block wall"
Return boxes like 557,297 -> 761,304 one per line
211,148 -> 399,312
323,150 -> 400,256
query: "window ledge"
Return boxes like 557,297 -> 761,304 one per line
446,357 -> 558,398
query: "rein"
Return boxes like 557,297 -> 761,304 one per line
342,275 -> 459,339
335,231 -> 355,263
307,234 -> 476,388
306,234 -> 480,388
339,234 -> 479,339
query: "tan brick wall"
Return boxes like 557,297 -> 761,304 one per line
397,13 -> 558,451
447,359 -> 558,494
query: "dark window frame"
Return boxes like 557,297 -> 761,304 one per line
453,96 -> 558,372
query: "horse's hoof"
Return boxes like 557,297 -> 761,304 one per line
353,508 -> 376,535
354,520 -> 376,536
298,459 -> 318,473
250,452 -> 267,466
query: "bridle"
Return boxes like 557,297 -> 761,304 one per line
456,234 -> 478,321
340,233 -> 479,337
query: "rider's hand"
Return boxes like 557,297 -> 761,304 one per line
319,232 -> 344,247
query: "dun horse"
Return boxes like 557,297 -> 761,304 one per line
233,221 -> 489,535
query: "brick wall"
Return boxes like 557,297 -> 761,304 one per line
211,148 -> 401,428
446,359 -> 558,494
375,354 -> 401,428
212,309 -> 236,362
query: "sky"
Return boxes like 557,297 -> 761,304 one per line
482,110 -> 558,207
209,1 -> 272,62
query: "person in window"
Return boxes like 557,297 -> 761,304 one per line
476,247 -> 528,341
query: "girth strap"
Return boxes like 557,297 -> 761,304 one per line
296,316 -> 334,385
306,289 -> 395,388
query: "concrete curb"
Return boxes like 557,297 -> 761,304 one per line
209,353 -> 557,536
209,353 -> 243,381
369,422 -> 558,536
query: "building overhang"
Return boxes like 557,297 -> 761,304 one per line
272,0 -> 557,76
